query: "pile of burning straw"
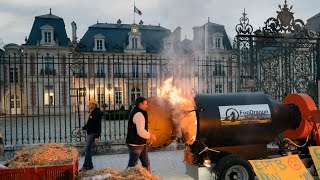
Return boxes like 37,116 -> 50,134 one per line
6,143 -> 78,168
77,165 -> 159,180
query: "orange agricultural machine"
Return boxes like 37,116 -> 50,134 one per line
147,93 -> 320,180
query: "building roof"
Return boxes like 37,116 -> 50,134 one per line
306,12 -> 320,33
25,12 -> 70,46
193,21 -> 233,51
79,22 -> 171,53
307,12 -> 320,21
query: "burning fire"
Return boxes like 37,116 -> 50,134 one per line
158,78 -> 189,105
158,77 -> 197,145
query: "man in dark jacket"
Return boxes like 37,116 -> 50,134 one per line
78,99 -> 102,172
126,97 -> 156,171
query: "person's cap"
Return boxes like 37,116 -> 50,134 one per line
89,99 -> 98,105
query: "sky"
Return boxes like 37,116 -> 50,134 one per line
0,0 -> 319,46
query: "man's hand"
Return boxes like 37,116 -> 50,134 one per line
147,134 -> 156,146
94,138 -> 100,145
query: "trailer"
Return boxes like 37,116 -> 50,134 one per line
146,93 -> 320,180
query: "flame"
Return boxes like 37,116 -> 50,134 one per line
158,77 -> 189,105
158,77 -> 197,145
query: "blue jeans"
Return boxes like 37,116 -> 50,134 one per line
127,144 -> 150,171
82,133 -> 96,169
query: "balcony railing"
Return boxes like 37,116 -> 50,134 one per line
40,69 -> 56,76
74,72 -> 87,78
95,73 -> 106,78
146,73 -> 156,78
213,71 -> 226,76
114,73 -> 124,78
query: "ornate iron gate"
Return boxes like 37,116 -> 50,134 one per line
234,2 -> 320,102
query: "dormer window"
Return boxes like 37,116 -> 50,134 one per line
132,37 -> 138,49
97,40 -> 103,50
212,32 -> 224,49
44,32 -> 52,43
40,25 -> 55,45
124,25 -> 146,53
93,34 -> 106,51
215,38 -> 221,48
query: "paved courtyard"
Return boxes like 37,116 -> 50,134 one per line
79,149 -> 194,180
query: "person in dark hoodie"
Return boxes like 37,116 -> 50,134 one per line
78,99 -> 102,172
126,97 -> 156,171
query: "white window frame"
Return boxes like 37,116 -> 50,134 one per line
96,87 -> 105,106
9,67 -> 18,83
97,40 -> 103,50
214,63 -> 224,76
10,94 -> 21,108
40,25 -> 55,45
44,31 -> 52,43
45,57 -> 54,71
148,63 -> 157,77
113,63 -> 123,77
132,63 -> 139,78
215,84 -> 222,93
93,34 -> 106,51
96,63 -> 104,74
114,87 -> 122,104
97,94 -> 105,106
212,32 -> 224,49
148,87 -> 157,97
45,85 -> 54,106
132,37 -> 138,49
215,38 -> 221,48
131,87 -> 141,104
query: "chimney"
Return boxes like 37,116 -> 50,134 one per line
71,21 -> 77,43
117,19 -> 122,27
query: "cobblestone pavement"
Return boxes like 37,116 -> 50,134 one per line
79,149 -> 194,180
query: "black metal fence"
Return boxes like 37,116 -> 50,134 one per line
234,3 -> 320,103
0,53 -> 240,146
235,34 -> 320,102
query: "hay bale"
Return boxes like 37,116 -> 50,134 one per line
7,143 -> 78,168
77,166 -> 159,180
120,166 -> 159,180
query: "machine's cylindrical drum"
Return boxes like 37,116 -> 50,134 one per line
193,92 -> 298,147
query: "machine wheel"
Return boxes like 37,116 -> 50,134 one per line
212,154 -> 255,180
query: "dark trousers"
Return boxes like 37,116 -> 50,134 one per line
127,144 -> 150,171
82,133 -> 96,169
